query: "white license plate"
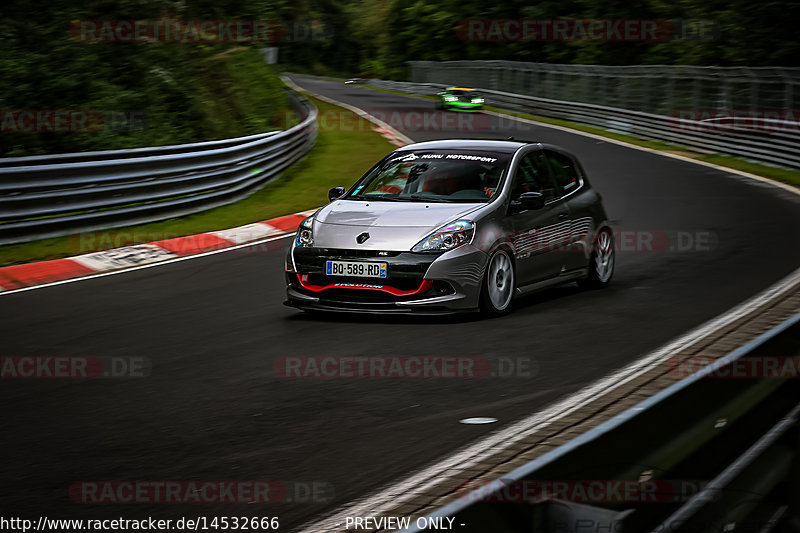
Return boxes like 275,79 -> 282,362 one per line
326,260 -> 387,278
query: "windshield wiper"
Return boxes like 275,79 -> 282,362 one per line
349,194 -> 455,203
348,194 -> 407,201
407,195 -> 455,203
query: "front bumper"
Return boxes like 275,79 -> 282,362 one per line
444,101 -> 483,111
285,245 -> 487,314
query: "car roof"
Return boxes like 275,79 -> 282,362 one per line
395,139 -> 535,154
446,87 -> 475,91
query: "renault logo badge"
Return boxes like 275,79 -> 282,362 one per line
357,232 -> 370,244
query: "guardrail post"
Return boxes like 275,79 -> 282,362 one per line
789,422 -> 800,525
783,72 -> 794,110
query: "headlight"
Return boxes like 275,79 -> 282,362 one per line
412,220 -> 475,253
472,98 -> 484,103
295,215 -> 314,247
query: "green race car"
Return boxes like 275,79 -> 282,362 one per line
435,87 -> 485,111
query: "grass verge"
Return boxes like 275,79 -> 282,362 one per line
0,94 -> 395,267
355,84 -> 800,188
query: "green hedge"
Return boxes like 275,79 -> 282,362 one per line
1,14 -> 287,156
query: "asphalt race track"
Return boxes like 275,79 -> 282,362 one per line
1,75 -> 799,530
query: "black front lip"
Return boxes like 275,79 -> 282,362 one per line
283,298 -> 465,315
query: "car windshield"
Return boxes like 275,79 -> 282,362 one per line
348,150 -> 510,202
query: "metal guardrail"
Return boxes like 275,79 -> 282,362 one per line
367,78 -> 800,170
402,311 -> 800,533
0,91 -> 318,245
409,61 -> 800,116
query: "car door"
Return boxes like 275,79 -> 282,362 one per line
507,150 -> 570,286
542,149 -> 592,272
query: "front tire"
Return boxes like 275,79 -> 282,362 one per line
480,250 -> 515,316
578,228 -> 614,289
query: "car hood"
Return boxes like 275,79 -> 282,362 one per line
313,200 -> 482,251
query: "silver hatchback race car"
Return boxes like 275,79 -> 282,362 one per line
285,139 -> 614,315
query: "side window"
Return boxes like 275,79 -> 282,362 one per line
544,150 -> 581,195
511,152 -> 557,202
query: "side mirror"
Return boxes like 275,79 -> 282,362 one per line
510,191 -> 545,213
328,186 -> 346,202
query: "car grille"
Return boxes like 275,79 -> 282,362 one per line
292,248 -> 438,279
313,248 -> 402,258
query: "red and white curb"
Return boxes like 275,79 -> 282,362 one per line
0,210 -> 317,293
371,126 -> 407,147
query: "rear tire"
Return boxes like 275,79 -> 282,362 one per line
578,228 -> 614,289
480,250 -> 515,316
